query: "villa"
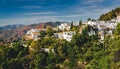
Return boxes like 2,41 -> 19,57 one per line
87,20 -> 118,40
25,29 -> 46,40
57,23 -> 70,31
54,31 -> 76,41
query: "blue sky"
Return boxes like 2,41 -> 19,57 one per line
0,0 -> 120,26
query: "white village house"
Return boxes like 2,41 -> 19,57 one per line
57,23 -> 70,31
41,48 -> 55,53
87,17 -> 119,40
54,31 -> 76,41
25,29 -> 46,40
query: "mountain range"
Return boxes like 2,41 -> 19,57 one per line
0,24 -> 24,30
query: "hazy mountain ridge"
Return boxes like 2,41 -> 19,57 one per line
0,24 -> 24,30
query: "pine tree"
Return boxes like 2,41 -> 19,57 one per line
70,21 -> 73,30
79,20 -> 82,26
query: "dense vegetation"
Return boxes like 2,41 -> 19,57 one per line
0,24 -> 120,69
99,7 -> 120,21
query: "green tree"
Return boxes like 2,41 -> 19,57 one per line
2,59 -> 24,69
79,20 -> 82,26
46,26 -> 54,37
39,30 -> 46,37
87,18 -> 91,21
47,63 -> 56,69
30,41 -> 39,50
70,21 -> 73,30
115,23 -> 120,35
99,7 -> 120,21
29,53 -> 47,69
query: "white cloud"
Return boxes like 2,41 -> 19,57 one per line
0,13 -> 101,27
10,0 -> 46,2
68,1 -> 119,19
23,12 -> 56,15
21,5 -> 44,9
81,0 -> 105,4
1,0 -> 120,27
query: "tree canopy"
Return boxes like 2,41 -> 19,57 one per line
99,7 -> 120,21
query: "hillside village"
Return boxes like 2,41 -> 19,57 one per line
25,23 -> 75,41
1,0 -> 120,68
20,15 -> 120,59
25,16 -> 120,42
1,8 -> 120,69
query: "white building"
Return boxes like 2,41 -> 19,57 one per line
88,20 -> 117,30
88,21 -> 97,26
88,20 -> 117,41
54,31 -> 76,41
110,16 -> 120,23
63,31 -> 76,41
88,28 -> 96,36
100,34 -> 104,41
41,48 -> 55,53
116,16 -> 120,23
58,23 -> 70,31
25,29 -> 46,40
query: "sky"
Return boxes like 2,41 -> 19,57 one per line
0,0 -> 120,26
